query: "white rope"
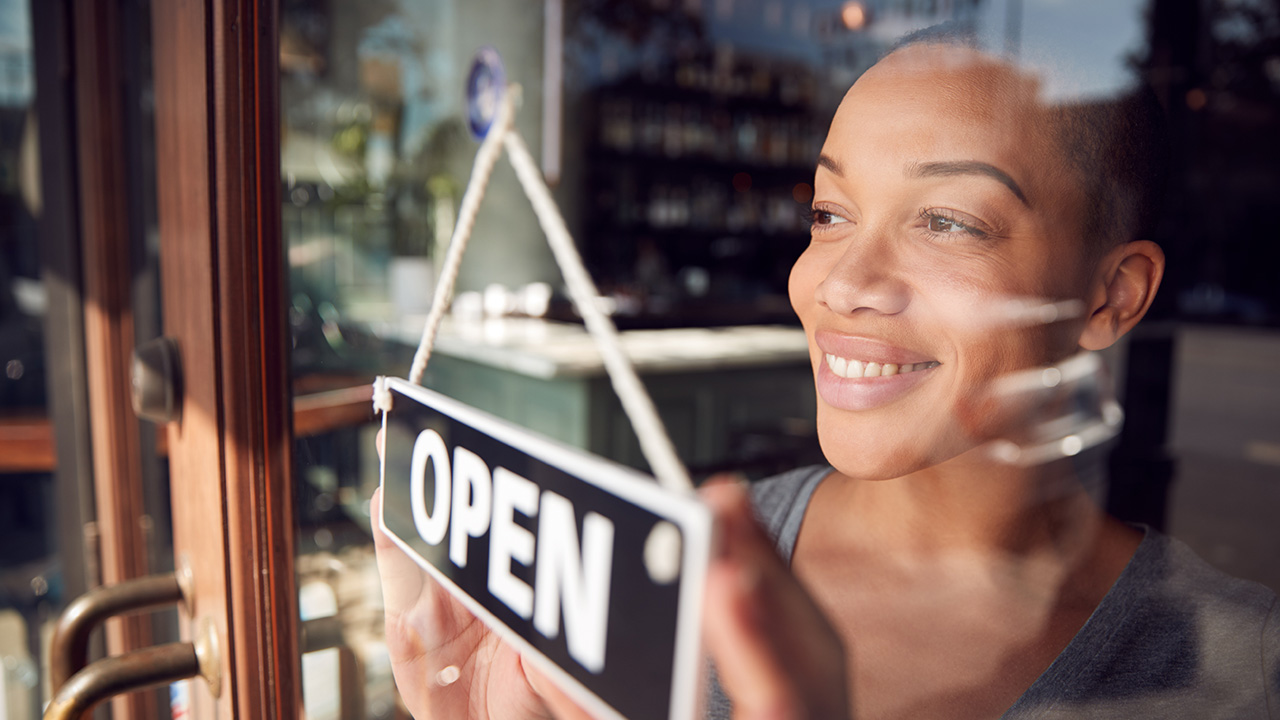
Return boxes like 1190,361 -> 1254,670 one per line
503,131 -> 692,493
395,83 -> 692,494
407,89 -> 518,386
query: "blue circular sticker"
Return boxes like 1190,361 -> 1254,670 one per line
467,47 -> 507,140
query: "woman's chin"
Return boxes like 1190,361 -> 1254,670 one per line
818,432 -> 942,482
815,411 -> 992,481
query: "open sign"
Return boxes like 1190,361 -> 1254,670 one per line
377,377 -> 712,720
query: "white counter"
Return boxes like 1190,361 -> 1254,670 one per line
379,317 -> 811,379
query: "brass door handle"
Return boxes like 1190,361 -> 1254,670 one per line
44,643 -> 201,720
50,573 -> 184,689
44,573 -> 220,720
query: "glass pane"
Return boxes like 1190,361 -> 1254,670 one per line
0,0 -> 173,716
285,1 -> 1280,717
0,0 -> 57,713
0,6 -> 42,413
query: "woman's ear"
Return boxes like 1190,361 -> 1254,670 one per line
1078,240 -> 1165,351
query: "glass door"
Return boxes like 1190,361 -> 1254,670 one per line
279,2 -> 549,716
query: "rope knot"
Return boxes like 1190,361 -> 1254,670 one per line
372,376 -> 394,414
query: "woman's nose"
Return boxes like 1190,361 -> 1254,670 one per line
814,236 -> 911,317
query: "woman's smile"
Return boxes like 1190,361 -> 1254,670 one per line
813,331 -> 943,412
815,357 -> 941,412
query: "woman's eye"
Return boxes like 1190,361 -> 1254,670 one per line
928,215 -> 962,232
921,210 -> 987,238
810,208 -> 849,227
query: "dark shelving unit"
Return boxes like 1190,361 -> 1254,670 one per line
580,55 -> 824,326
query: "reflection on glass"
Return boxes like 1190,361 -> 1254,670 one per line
0,0 -> 42,413
281,2 -> 519,718
0,1 -> 173,716
0,0 -> 50,715
283,1 -> 1280,718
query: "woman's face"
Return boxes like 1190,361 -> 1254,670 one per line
790,45 -> 1097,480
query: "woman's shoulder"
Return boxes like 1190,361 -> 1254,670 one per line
1013,527 -> 1280,718
745,465 -> 834,563
1132,530 -> 1280,675
1128,528 -> 1278,630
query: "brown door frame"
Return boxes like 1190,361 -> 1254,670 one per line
71,0 -> 155,715
152,0 -> 300,718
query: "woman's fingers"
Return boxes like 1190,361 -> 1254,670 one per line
370,487 -> 427,609
702,481 -> 851,719
705,561 -> 807,717
370,437 -> 427,611
371,461 -> 554,719
522,658 -> 597,720
370,485 -> 444,714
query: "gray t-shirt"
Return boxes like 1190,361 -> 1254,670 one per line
705,466 -> 1280,719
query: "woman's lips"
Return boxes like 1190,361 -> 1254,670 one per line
814,331 -> 937,367
813,332 -> 940,411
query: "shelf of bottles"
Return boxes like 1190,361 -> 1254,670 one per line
584,54 -> 823,312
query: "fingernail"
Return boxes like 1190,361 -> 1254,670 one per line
435,665 -> 460,686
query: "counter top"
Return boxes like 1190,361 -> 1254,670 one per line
378,318 -> 810,379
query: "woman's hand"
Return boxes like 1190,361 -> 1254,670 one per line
371,430 -> 593,719
701,480 -> 852,719
370,486 -> 559,718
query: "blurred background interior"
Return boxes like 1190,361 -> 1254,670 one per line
1,0 -> 1278,717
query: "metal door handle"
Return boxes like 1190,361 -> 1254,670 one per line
44,573 -> 220,720
45,644 -> 201,720
50,573 -> 184,689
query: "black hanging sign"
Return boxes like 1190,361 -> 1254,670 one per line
378,377 -> 712,720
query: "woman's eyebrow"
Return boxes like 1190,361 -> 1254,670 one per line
817,153 -> 845,176
906,160 -> 1030,206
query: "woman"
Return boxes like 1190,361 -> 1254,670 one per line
372,34 -> 1279,720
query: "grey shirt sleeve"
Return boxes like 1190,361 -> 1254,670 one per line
1263,596 -> 1280,717
1005,531 -> 1280,720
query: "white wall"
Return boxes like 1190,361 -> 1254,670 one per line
448,0 -> 561,293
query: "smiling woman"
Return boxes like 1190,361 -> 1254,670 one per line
697,30 -> 1279,720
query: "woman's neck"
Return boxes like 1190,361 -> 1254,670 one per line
794,453 -> 1143,720
814,450 -> 1116,571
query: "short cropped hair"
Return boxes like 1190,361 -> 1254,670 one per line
1052,92 -> 1169,253
889,24 -> 1169,254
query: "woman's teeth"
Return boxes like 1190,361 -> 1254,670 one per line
825,354 -> 940,379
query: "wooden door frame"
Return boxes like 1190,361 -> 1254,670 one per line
70,0 -> 155,715
152,1 -> 300,718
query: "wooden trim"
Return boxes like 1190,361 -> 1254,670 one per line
208,0 -> 302,711
1,385 -> 377,473
71,0 -> 154,716
153,1 -> 301,717
292,386 -> 376,437
151,0 -> 232,716
0,416 -> 56,472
